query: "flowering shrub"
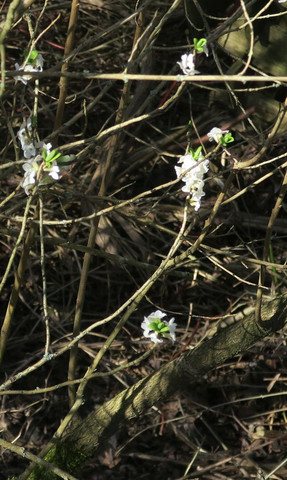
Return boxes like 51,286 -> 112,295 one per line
141,310 -> 177,343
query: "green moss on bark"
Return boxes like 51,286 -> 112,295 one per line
26,442 -> 89,480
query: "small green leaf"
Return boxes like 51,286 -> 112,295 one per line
45,149 -> 58,163
52,152 -> 62,161
29,50 -> 39,62
198,39 -> 206,48
159,326 -> 170,333
193,38 -> 207,53
220,132 -> 234,146
149,321 -> 159,331
44,149 -> 62,168
24,49 -> 39,63
190,146 -> 202,161
57,154 -> 76,165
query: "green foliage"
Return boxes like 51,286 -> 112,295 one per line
149,320 -> 169,333
189,145 -> 203,160
23,48 -> 39,64
220,132 -> 234,146
42,147 -> 75,168
193,37 -> 207,53
42,148 -> 62,168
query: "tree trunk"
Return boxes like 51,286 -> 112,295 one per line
20,295 -> 287,480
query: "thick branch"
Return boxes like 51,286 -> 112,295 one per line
22,295 -> 287,480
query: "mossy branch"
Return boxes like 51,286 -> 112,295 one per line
18,294 -> 287,480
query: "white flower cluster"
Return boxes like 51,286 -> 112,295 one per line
175,152 -> 209,211
177,53 -> 199,75
141,310 -> 177,344
17,118 -> 60,195
17,118 -> 36,159
207,127 -> 229,143
177,41 -> 208,76
15,53 -> 44,85
174,127 -> 234,210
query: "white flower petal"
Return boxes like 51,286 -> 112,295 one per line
35,54 -> 44,70
207,127 -> 229,143
15,64 -> 37,84
23,143 -> 36,159
48,164 -> 60,180
177,53 -> 199,75
15,54 -> 44,84
167,318 -> 177,342
149,332 -> 163,344
144,310 -> 167,323
17,118 -> 36,158
21,157 -> 41,195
